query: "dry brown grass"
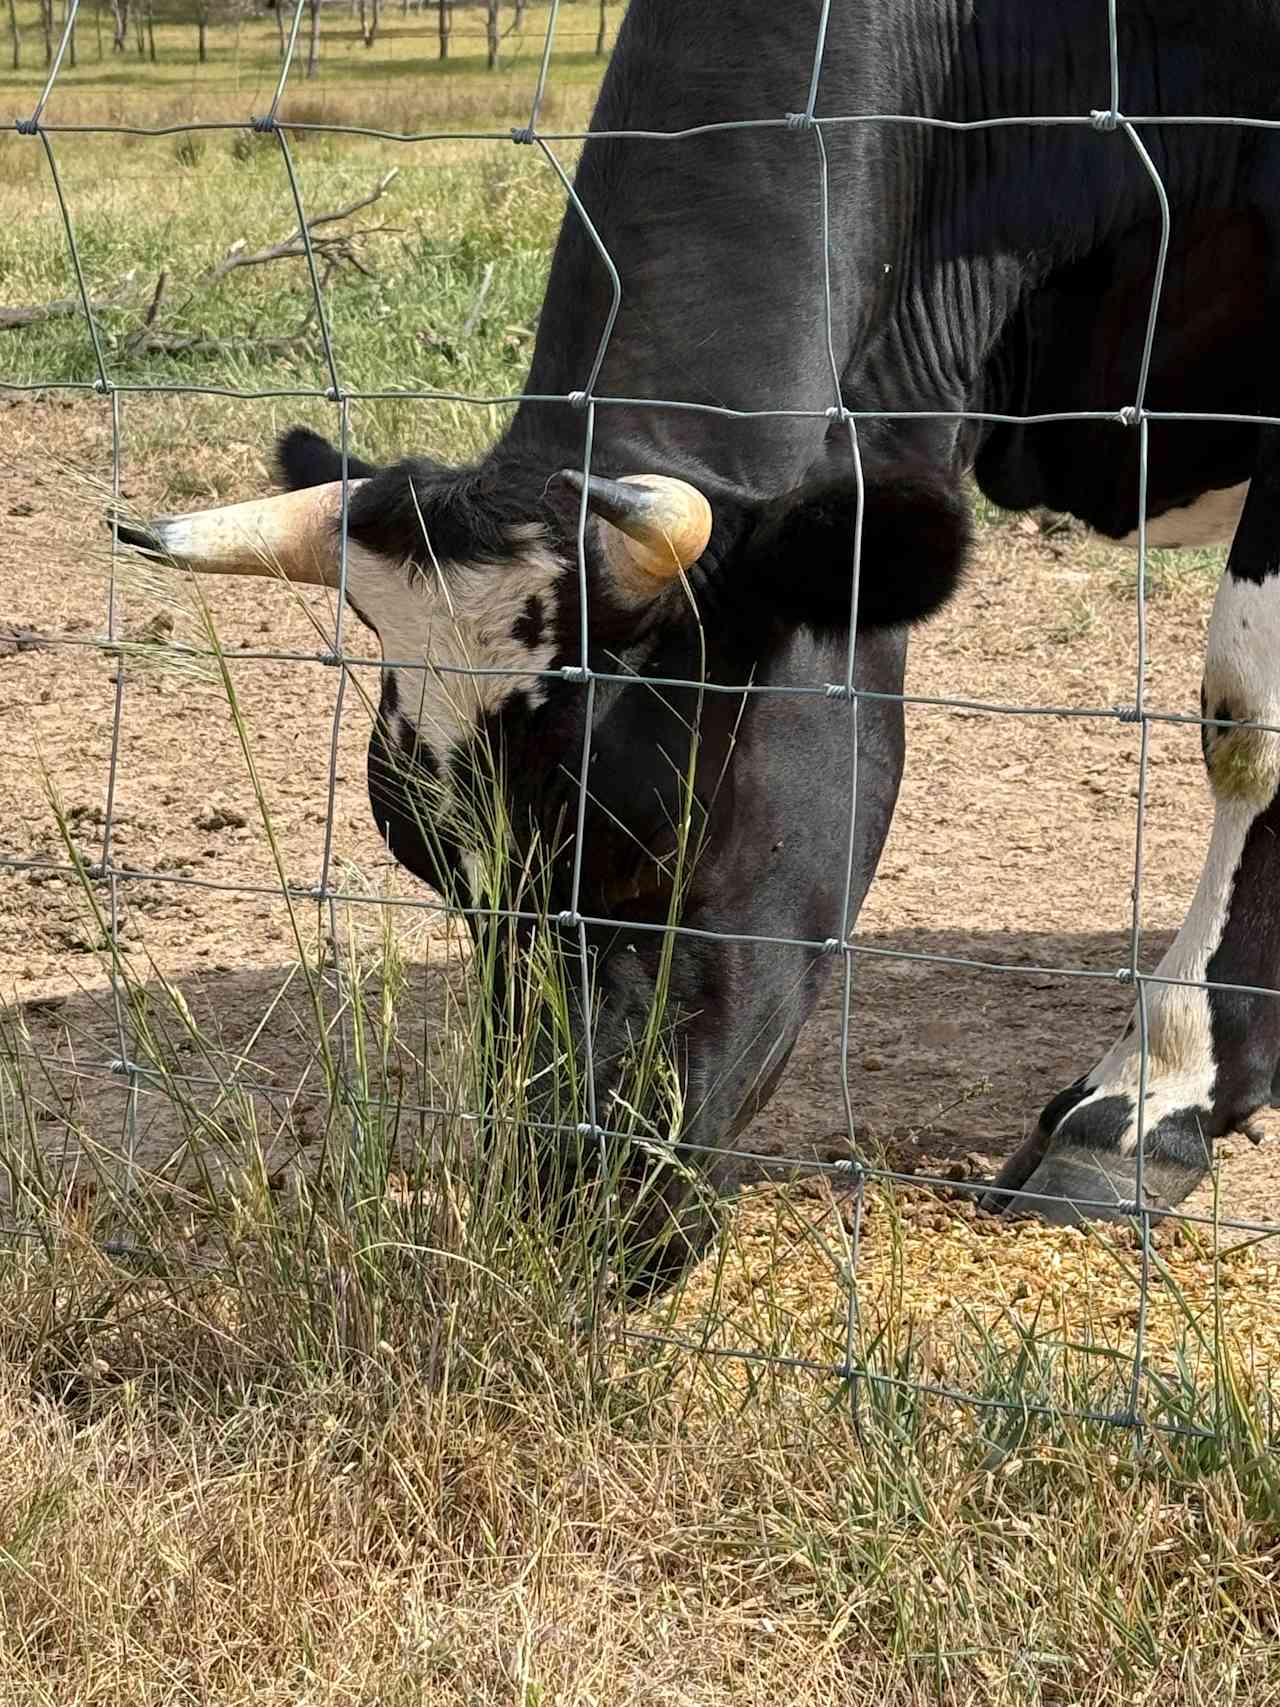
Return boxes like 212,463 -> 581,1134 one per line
1,1181 -> 1279,1706
5,35 -> 1279,1703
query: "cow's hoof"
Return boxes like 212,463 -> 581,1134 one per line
980,1123 -> 1209,1225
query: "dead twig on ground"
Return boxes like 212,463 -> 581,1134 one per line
200,168 -> 400,286
119,171 -> 397,362
0,272 -> 137,332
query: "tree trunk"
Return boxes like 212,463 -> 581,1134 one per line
65,0 -> 75,66
485,0 -> 497,69
360,0 -> 378,44
110,0 -> 126,52
305,0 -> 319,76
40,0 -> 52,64
146,0 -> 154,59
8,0 -> 19,70
133,1 -> 143,56
95,0 -> 103,58
512,0 -> 524,26
274,0 -> 285,56
596,0 -> 607,55
436,0 -> 448,58
197,15 -> 206,59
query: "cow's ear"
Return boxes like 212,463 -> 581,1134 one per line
275,426 -> 381,491
743,469 -> 970,631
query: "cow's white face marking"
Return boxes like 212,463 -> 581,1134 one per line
1120,480 -> 1251,549
340,532 -> 563,835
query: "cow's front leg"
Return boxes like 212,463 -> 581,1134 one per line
988,447 -> 1280,1223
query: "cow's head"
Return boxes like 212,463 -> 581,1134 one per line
118,425 -> 968,1289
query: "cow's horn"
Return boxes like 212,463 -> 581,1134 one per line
559,471 -> 712,592
113,478 -> 368,587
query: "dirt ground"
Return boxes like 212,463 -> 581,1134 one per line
4,394 -> 1280,1231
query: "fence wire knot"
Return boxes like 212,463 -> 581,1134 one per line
1114,704 -> 1143,723
14,116 -> 40,136
510,125 -> 536,145
249,114 -> 277,134
1115,404 -> 1142,426
1089,108 -> 1121,131
567,390 -> 589,409
820,937 -> 843,956
559,663 -> 592,683
109,1058 -> 142,1077
1115,967 -> 1137,985
824,683 -> 857,702
785,111 -> 816,131
557,910 -> 581,928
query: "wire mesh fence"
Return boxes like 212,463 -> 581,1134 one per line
5,0 -> 1280,1445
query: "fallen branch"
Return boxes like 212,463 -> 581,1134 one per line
0,272 -> 137,331
125,290 -> 326,361
123,329 -> 315,358
119,172 -> 395,362
202,168 -> 400,285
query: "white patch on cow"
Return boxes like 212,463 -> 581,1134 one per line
1056,564 -> 1280,1152
1119,481 -> 1250,549
342,533 -> 561,750
339,533 -> 563,852
1057,795 -> 1255,1152
1202,570 -> 1280,807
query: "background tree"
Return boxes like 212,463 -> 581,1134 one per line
485,0 -> 497,69
7,0 -> 20,70
436,0 -> 449,58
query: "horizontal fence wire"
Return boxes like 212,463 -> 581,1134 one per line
4,0 -> 1280,1441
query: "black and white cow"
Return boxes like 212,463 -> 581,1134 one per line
121,0 -> 1280,1271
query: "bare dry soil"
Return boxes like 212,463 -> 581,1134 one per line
4,395 -> 1279,1227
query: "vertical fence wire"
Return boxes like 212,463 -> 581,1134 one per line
3,0 -> 1278,1439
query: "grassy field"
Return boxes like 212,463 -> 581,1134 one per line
2,2 -> 607,467
5,20 -> 1280,1705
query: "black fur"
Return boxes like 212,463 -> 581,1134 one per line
235,0 -> 1280,1272
740,470 -> 971,633
275,427 -> 969,638
512,594 -> 546,649
275,425 -> 380,489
